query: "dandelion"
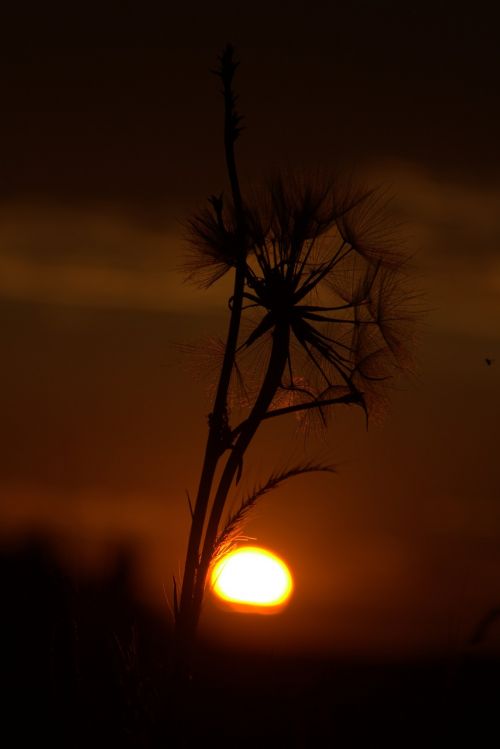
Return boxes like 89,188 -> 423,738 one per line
172,45 -> 419,680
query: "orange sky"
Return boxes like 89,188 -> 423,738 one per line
1,3 -> 499,658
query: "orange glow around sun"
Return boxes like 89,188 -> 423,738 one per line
210,546 -> 293,613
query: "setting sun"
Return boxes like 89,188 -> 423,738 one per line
210,546 -> 293,612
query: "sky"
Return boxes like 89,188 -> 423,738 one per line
1,1 -> 500,658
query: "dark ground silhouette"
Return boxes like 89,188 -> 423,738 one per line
1,536 -> 499,747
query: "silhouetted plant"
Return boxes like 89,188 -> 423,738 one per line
173,45 -> 418,678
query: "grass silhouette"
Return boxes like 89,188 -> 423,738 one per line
3,537 -> 499,746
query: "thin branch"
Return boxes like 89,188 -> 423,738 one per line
264,392 -> 362,418
213,462 -> 336,561
185,490 -> 194,519
172,576 -> 179,621
231,392 -> 362,438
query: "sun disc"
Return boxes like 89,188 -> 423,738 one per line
211,546 -> 293,612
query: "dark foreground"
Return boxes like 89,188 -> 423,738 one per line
2,537 -> 499,747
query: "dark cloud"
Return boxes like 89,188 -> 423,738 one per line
1,2 -> 499,212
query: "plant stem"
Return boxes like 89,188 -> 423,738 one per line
230,392 -> 362,437
173,45 -> 246,677
173,263 -> 245,671
190,323 -> 290,626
